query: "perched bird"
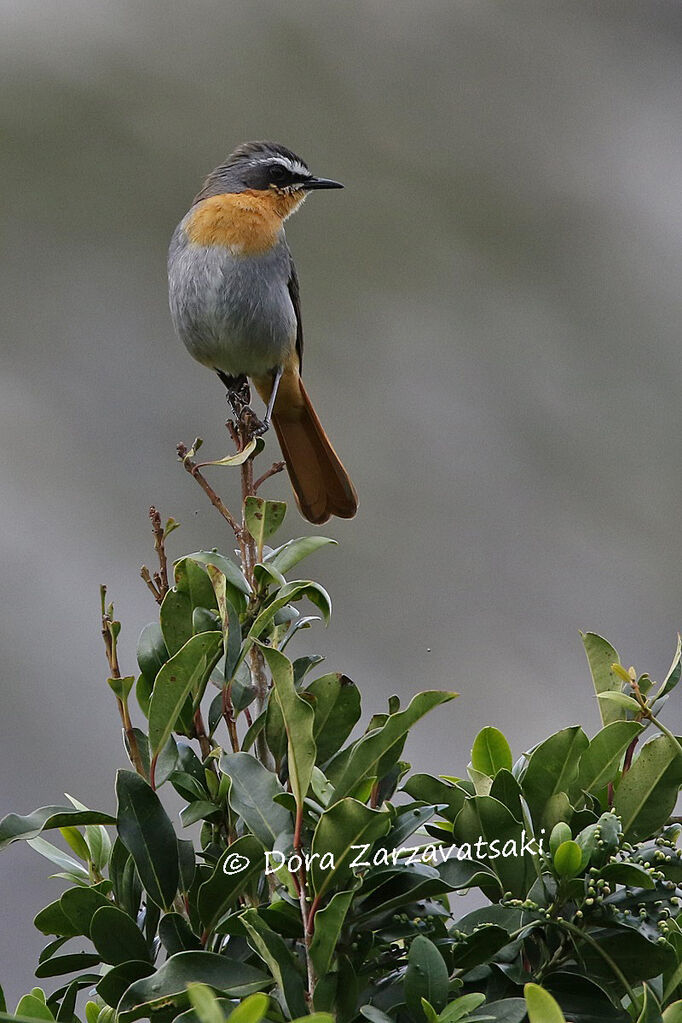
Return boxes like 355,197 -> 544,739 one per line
168,140 -> 358,524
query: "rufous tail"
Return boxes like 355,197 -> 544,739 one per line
254,373 -> 358,525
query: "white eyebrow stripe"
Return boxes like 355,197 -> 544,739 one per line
251,156 -> 310,177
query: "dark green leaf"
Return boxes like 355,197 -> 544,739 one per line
405,936 -> 448,1018
159,913 -> 202,955
305,674 -> 361,764
329,691 -> 457,801
96,961 -> 155,1009
137,622 -> 169,685
614,734 -> 682,841
241,909 -> 307,1019
220,752 -> 291,848
149,631 -> 223,759
90,905 -> 151,965
244,497 -> 287,552
310,798 -> 391,899
197,836 -> 265,931
59,886 -> 111,936
309,890 -> 354,977
578,720 -> 644,794
116,770 -> 179,910
265,536 -> 337,575
402,775 -> 467,822
34,953 -> 101,978
261,645 -> 316,809
0,807 -> 115,850
521,726 -> 589,826
117,951 -> 270,1022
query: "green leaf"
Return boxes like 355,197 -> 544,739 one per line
450,924 -> 511,971
265,536 -> 337,575
186,984 -> 225,1023
137,622 -> 170,685
520,726 -> 588,826
107,675 -> 135,702
552,840 -> 582,878
524,984 -> 566,1023
306,673 -> 361,764
26,837 -> 90,879
116,770 -> 179,910
58,827 -> 90,862
244,496 -> 287,552
246,582 -> 332,648
59,886 -> 111,935
241,909 -> 307,1019
226,994 -> 270,1023
330,691 -> 457,801
309,889 -> 354,977
663,1001 -> 682,1022
615,734 -> 682,840
310,798 -> 391,899
159,913 -> 202,955
197,836 -> 265,931
14,997 -> 55,1022
34,952 -> 101,978
0,806 -> 115,850
659,634 -> 682,699
402,775 -> 467,822
117,951 -> 269,1022
405,936 -> 449,1018
89,905 -> 151,965
260,646 -> 316,809
34,900 -> 78,938
438,993 -> 487,1023
185,551 -> 250,605
95,962 -> 155,1010
600,861 -> 655,889
453,796 -> 536,899
582,632 -> 624,726
471,727 -> 512,777
578,720 -> 644,793
220,752 -> 291,849
597,691 -> 641,713
148,631 -> 223,758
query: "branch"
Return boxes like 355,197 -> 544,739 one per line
254,461 -> 285,492
177,442 -> 243,538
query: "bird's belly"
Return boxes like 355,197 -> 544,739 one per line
168,238 -> 296,377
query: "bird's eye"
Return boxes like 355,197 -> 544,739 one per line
269,164 -> 288,183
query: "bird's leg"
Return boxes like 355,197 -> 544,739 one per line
249,366 -> 283,438
217,371 -> 252,420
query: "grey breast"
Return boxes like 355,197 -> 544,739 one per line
167,218 -> 297,378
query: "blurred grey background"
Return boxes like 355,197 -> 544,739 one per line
2,0 -> 682,998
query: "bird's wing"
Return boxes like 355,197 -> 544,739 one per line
287,258 -> 304,373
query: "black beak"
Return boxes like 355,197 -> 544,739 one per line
303,176 -> 344,190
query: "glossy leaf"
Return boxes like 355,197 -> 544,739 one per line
582,632 -> 624,726
90,905 -> 151,965
186,984 -> 225,1023
265,536 -> 337,575
520,726 -> 588,825
244,496 -> 287,552
405,936 -> 448,1018
261,645 -> 316,809
453,795 -> 536,899
95,961 -> 155,1009
309,890 -> 354,977
59,886 -> 110,936
225,993 -> 270,1023
159,913 -> 202,955
241,909 -> 307,1019
524,984 -> 566,1023
0,807 -> 115,850
118,952 -> 269,1022
220,752 -> 291,848
246,582 -> 332,648
578,719 -> 644,793
306,673 -> 361,764
34,952 -> 101,978
197,836 -> 265,931
471,727 -> 512,777
148,631 -> 223,758
310,798 -> 391,899
116,770 -> 179,910
615,734 -> 682,841
330,691 -> 457,801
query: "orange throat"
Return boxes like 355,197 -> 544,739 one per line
186,189 -> 306,254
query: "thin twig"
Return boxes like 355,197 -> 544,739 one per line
177,442 -> 242,538
100,586 -> 145,778
254,461 -> 285,492
149,506 -> 170,597
140,565 -> 162,603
